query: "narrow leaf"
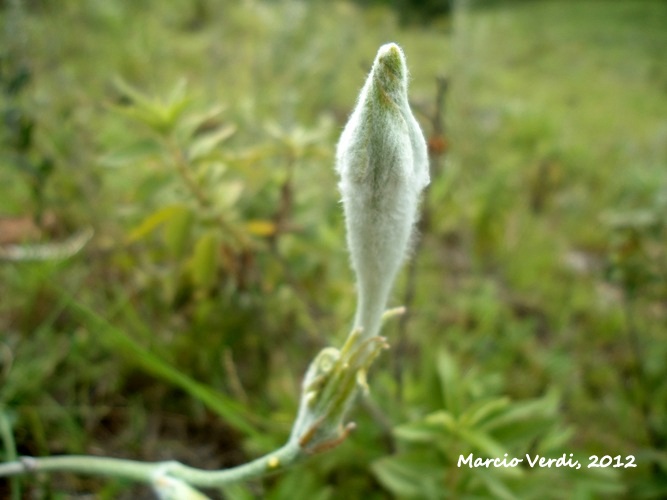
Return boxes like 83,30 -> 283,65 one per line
126,205 -> 184,244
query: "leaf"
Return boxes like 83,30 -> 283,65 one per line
265,469 -> 334,500
113,100 -> 175,135
479,392 -> 557,433
188,124 -> 237,162
424,410 -> 458,432
393,418 -> 445,444
246,219 -> 277,237
190,230 -> 220,290
460,397 -> 511,428
457,428 -> 509,464
436,349 -> 462,416
183,105 -> 227,136
0,228 -> 93,262
113,77 -> 156,109
167,78 -> 188,107
372,453 -> 444,499
477,393 -> 560,449
126,205 -> 184,244
536,426 -> 575,454
98,139 -> 161,168
64,297 -> 262,439
475,469 -> 521,500
212,181 -> 244,210
220,483 -> 256,500
163,205 -> 194,259
494,417 -> 557,449
113,78 -> 192,135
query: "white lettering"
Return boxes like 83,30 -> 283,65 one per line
458,454 -> 474,468
526,454 -> 539,467
457,454 -> 523,468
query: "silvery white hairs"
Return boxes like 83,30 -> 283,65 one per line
336,43 -> 429,340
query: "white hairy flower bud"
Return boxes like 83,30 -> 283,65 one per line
336,43 -> 429,339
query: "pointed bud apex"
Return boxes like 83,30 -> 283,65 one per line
336,43 -> 429,339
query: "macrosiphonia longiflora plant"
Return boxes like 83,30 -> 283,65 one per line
0,43 -> 428,500
288,42 -> 429,454
337,43 -> 430,341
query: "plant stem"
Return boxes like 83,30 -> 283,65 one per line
0,441 -> 302,488
0,409 -> 21,500
161,442 -> 301,487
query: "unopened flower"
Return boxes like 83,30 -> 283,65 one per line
336,43 -> 429,339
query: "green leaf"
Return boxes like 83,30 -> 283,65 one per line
212,180 -> 244,210
98,139 -> 161,168
458,427 -> 507,457
126,204 -> 185,244
188,124 -> 237,162
113,78 -> 191,135
190,230 -> 220,290
113,77 -> 157,109
478,394 -> 559,449
266,469 -> 333,500
163,204 -> 194,259
479,392 -> 557,433
246,219 -> 277,237
495,417 -> 557,450
478,392 -> 558,446
393,417 -> 446,444
475,469 -> 521,500
372,452 -> 444,499
64,297 -> 262,439
424,409 -> 458,432
183,105 -> 227,136
460,397 -> 511,428
220,483 -> 256,500
436,349 -> 462,416
536,426 -> 575,454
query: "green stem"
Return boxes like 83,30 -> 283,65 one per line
0,410 -> 21,500
164,441 -> 301,487
0,441 -> 302,488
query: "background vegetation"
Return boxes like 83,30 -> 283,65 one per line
1,0 -> 666,498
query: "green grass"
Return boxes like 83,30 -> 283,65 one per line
1,0 -> 666,498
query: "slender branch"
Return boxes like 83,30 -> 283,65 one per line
162,441 -> 300,487
0,410 -> 21,500
0,441 -> 301,488
0,455 -> 157,483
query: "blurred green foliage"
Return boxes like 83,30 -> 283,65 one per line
1,0 -> 666,498
352,0 -> 452,25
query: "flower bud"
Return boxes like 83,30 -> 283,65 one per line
336,43 -> 429,339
